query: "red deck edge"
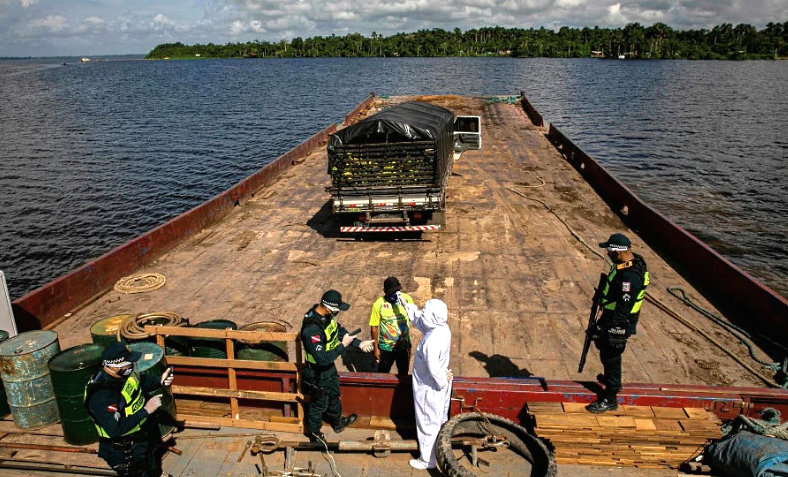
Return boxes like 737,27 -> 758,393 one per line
519,91 -> 543,128
344,92 -> 376,126
12,123 -> 344,331
167,368 -> 788,423
518,96 -> 788,346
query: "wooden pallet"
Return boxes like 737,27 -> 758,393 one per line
527,402 -> 721,468
145,325 -> 305,433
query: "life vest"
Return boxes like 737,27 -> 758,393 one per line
601,254 -> 650,316
302,309 -> 339,365
84,372 -> 147,439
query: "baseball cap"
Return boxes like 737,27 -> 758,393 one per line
599,233 -> 631,251
321,289 -> 351,312
102,342 -> 141,366
383,277 -> 402,295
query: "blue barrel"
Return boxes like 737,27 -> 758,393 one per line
48,344 -> 104,445
0,330 -> 61,429
129,342 -> 178,441
0,330 -> 9,417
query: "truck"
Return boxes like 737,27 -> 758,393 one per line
326,101 -> 481,233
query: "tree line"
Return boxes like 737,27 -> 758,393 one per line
147,22 -> 788,60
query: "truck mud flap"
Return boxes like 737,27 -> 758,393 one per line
340,225 -> 441,233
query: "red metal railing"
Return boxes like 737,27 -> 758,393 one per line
518,95 -> 788,347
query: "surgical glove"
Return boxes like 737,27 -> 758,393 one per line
360,340 -> 375,353
341,333 -> 357,347
446,369 -> 454,381
161,367 -> 174,387
144,394 -> 163,414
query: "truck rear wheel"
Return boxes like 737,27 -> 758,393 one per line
436,412 -> 557,477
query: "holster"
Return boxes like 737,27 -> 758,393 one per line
606,327 -> 628,348
302,379 -> 327,400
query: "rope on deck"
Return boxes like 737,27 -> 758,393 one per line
118,311 -> 186,342
114,272 -> 166,294
506,185 -> 785,387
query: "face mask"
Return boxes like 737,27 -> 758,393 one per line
385,293 -> 398,303
119,367 -> 133,377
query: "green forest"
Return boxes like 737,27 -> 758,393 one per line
147,22 -> 788,60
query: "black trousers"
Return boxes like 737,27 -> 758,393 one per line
596,335 -> 627,399
303,366 -> 342,434
99,434 -> 161,477
376,348 -> 410,375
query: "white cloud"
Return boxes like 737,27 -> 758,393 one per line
0,0 -> 785,56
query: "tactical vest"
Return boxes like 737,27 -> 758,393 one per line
84,373 -> 147,439
601,254 -> 650,317
302,312 -> 339,365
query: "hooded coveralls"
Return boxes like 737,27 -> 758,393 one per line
404,299 -> 452,468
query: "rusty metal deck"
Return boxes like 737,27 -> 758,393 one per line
49,95 -> 769,389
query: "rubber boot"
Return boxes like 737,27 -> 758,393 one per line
586,397 -> 619,414
331,414 -> 357,433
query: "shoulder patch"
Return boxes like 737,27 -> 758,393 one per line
382,303 -> 389,309
311,335 -> 321,343
107,404 -> 118,413
622,282 -> 631,292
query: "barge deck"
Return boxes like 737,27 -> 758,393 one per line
50,95 -> 772,388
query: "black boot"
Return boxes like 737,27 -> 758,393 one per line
586,397 -> 619,414
331,414 -> 357,433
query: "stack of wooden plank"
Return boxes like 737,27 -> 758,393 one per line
527,402 -> 722,468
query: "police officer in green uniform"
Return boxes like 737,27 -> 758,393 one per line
84,342 -> 174,477
586,233 -> 649,414
301,290 -> 374,442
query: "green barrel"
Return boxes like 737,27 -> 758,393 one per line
90,314 -> 132,348
0,330 -> 61,429
189,320 -> 237,359
236,322 -> 288,362
129,342 -> 178,441
48,344 -> 104,445
0,330 -> 9,417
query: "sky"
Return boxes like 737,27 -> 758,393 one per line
0,0 -> 786,57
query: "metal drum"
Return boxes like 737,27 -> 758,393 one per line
236,322 -> 289,362
128,342 -> 178,441
189,320 -> 237,359
48,344 -> 104,445
90,314 -> 132,348
0,330 -> 9,417
0,330 -> 60,429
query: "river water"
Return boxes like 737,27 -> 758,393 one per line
1,57 -> 786,300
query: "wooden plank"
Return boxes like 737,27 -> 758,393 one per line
534,414 -> 598,428
175,415 -> 303,433
652,419 -> 683,431
679,420 -> 722,435
172,385 -> 304,402
596,415 -> 637,428
166,355 -> 299,371
622,406 -> 655,417
527,402 -> 563,413
561,403 -> 589,414
634,418 -> 657,431
684,408 -> 714,420
269,416 -> 300,424
144,325 -> 298,341
652,407 -> 688,419
226,338 -> 239,420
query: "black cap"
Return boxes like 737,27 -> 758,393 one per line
102,342 -> 141,365
321,289 -> 350,311
383,277 -> 402,295
599,233 -> 631,251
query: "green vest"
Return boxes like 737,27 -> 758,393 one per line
601,256 -> 650,316
371,293 -> 413,351
304,317 -> 339,364
84,373 -> 147,439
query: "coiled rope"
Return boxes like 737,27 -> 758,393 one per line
667,286 -> 782,372
118,312 -> 186,342
114,273 -> 166,294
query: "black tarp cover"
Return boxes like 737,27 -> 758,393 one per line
329,102 -> 454,146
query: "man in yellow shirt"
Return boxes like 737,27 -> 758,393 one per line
369,277 -> 414,375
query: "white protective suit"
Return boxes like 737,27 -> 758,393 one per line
404,298 -> 452,468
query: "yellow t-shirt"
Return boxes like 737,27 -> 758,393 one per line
369,293 -> 413,351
